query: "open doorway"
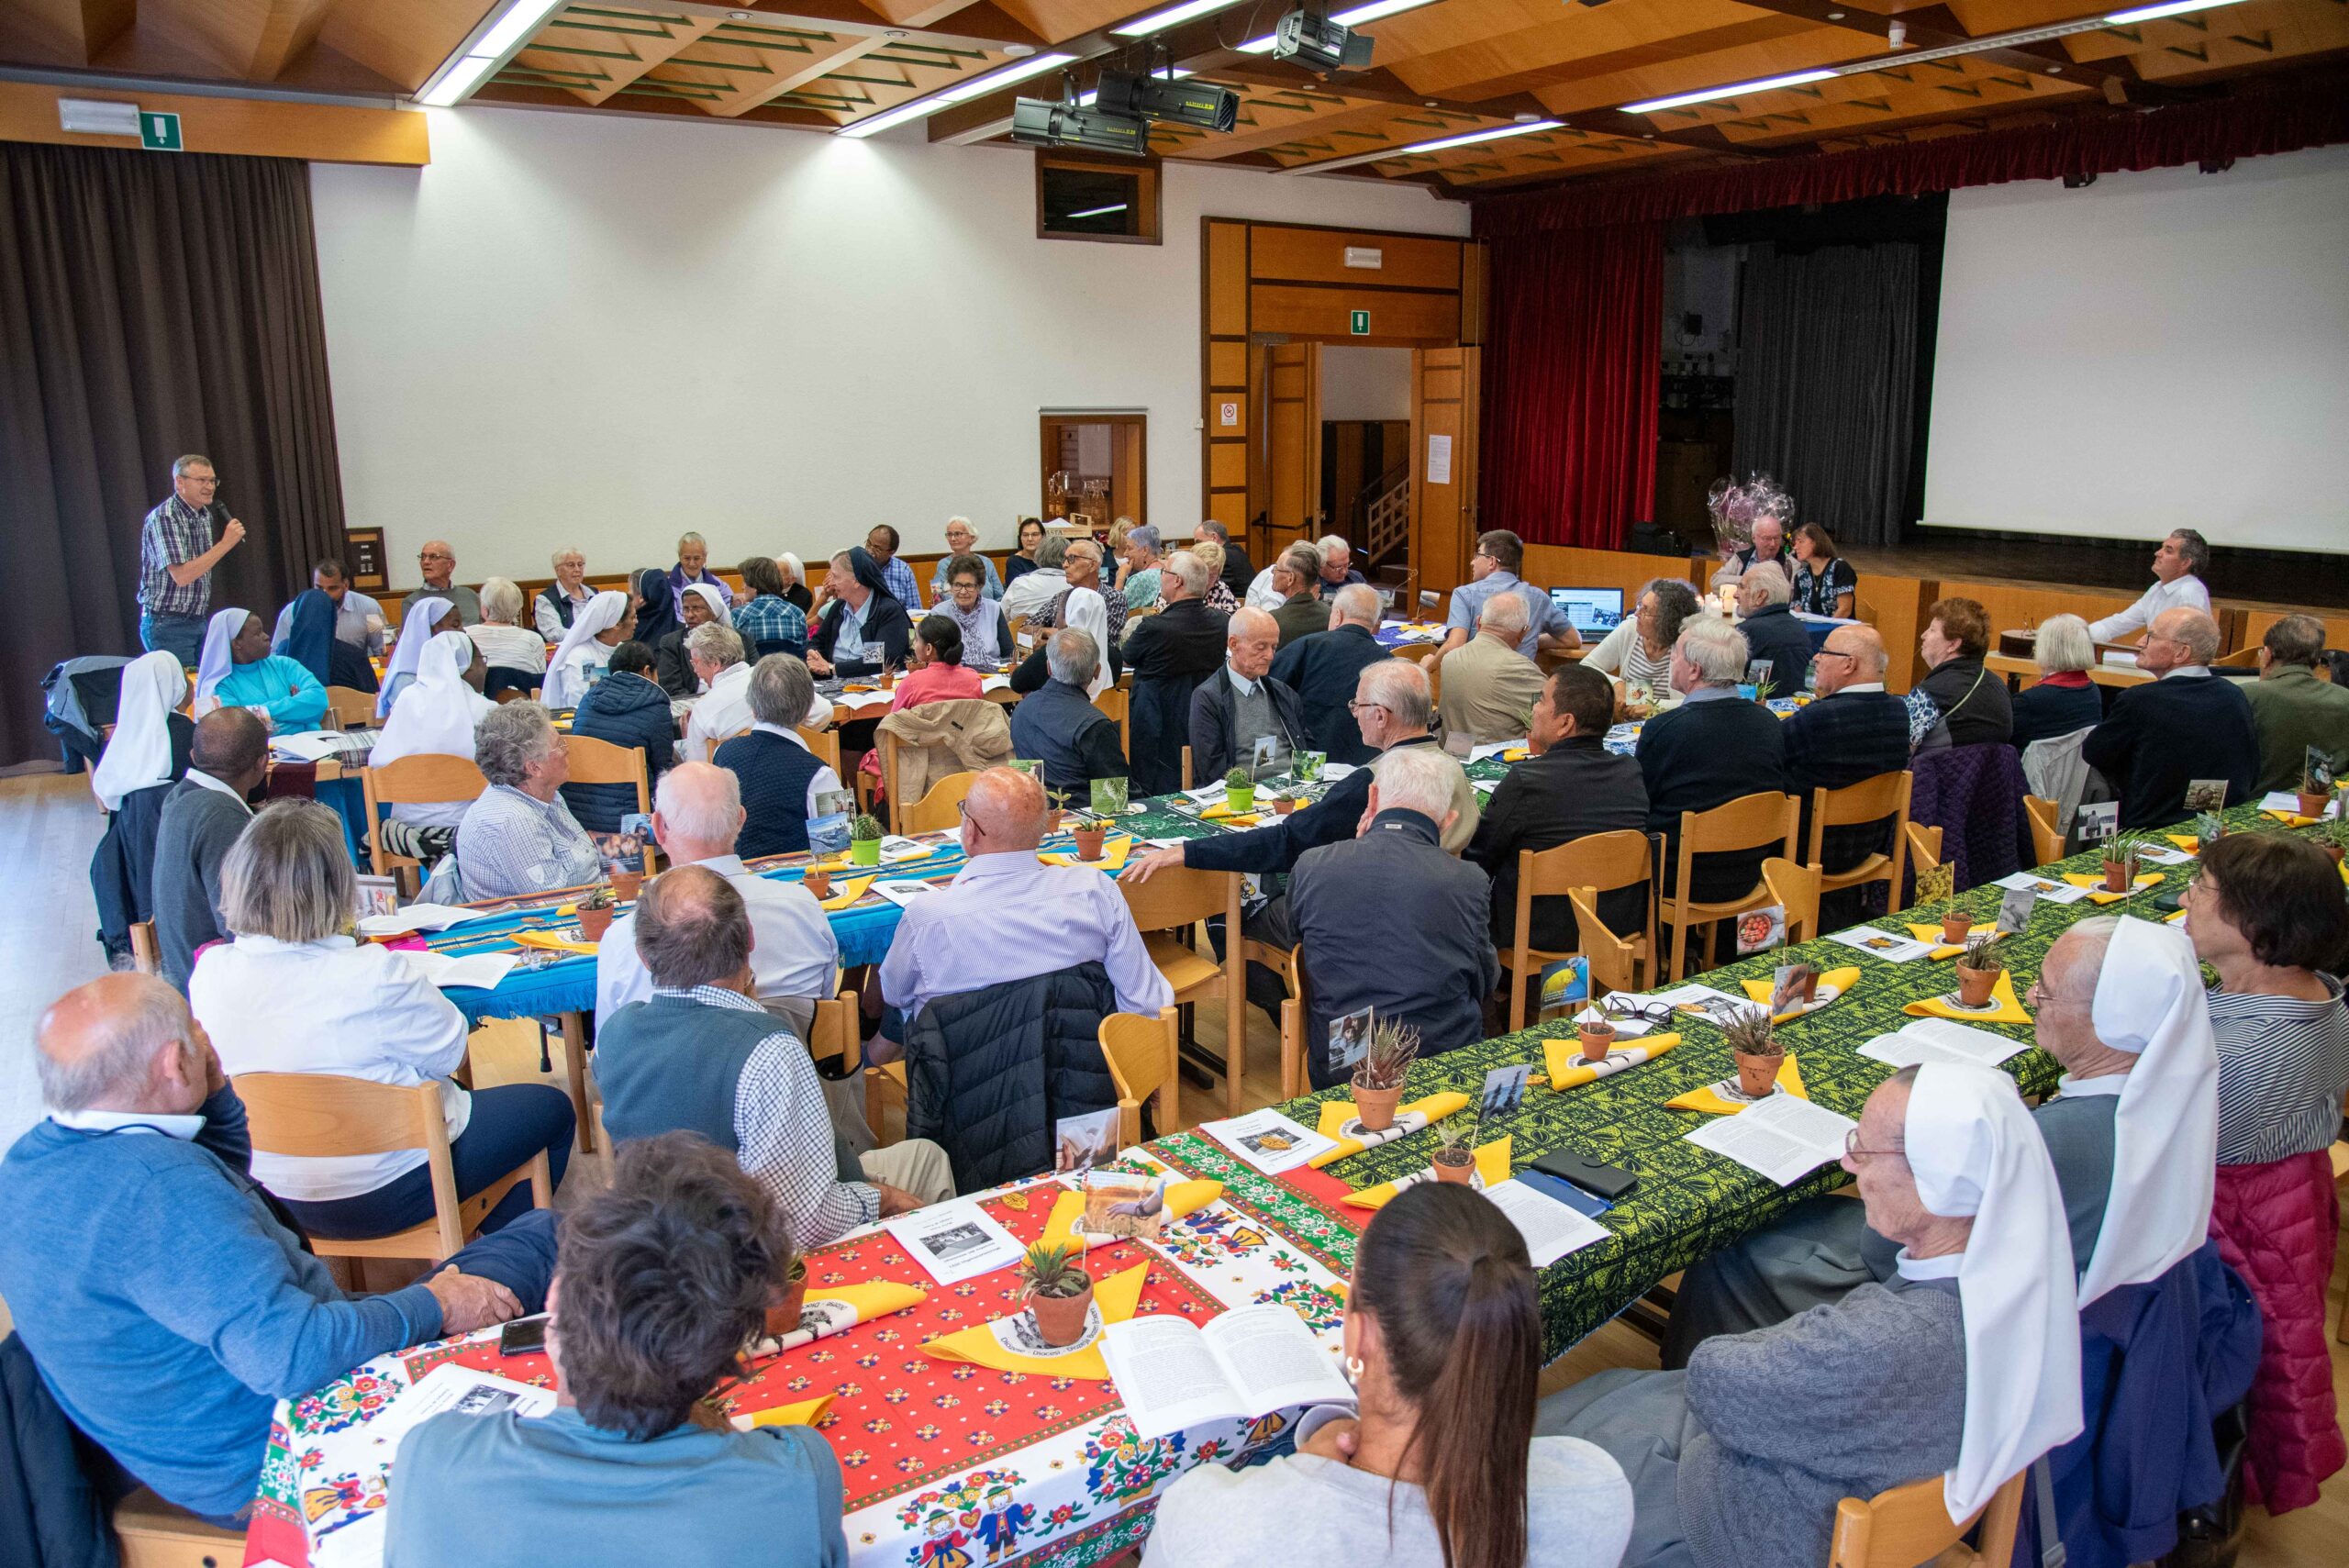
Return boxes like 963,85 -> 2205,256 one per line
1318,346 -> 1412,579
1040,413 -> 1145,531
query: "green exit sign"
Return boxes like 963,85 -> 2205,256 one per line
139,111 -> 182,152
1349,309 -> 1370,336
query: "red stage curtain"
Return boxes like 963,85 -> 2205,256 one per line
1480,221 -> 1663,550
1475,77 -> 2349,237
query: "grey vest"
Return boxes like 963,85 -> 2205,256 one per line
597,994 -> 857,1181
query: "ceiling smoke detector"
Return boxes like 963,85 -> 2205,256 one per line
1887,20 -> 1907,48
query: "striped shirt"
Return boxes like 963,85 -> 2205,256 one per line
138,495 -> 216,617
2208,976 -> 2349,1165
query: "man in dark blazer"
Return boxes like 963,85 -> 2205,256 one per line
1122,552 -> 1228,795
1732,562 -> 1816,697
1270,583 -> 1390,765
1467,663 -> 1648,955
1782,624 -> 1912,874
1190,607 -> 1308,784
150,709 -> 267,990
1637,617 -> 1789,904
2082,607 -> 2260,828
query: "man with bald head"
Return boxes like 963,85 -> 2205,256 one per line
2083,606 -> 2259,827
877,767 -> 1173,1029
152,707 -> 269,989
1438,590 -> 1547,745
400,538 -> 480,628
1780,623 -> 1912,906
1190,606 -> 1307,783
1272,582 -> 1393,765
0,974 -> 548,1522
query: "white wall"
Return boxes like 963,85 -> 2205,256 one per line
310,106 -> 1468,584
1921,143 -> 2349,554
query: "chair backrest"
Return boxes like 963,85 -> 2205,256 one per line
796,706 -> 843,775
807,984 -> 858,1068
128,920 -> 160,976
361,755 -> 490,876
2213,646 -> 2262,670
1761,857 -> 1823,944
325,685 -> 377,728
901,769 -> 981,835
1181,744 -> 1193,791
1097,1006 -> 1179,1149
1904,821 -> 1946,892
1509,830 -> 1656,1030
2023,795 -> 2065,867
1094,684 -> 1130,750
1118,862 -> 1235,935
1829,1469 -> 2025,1568
1564,888 -> 1639,997
234,1073 -> 462,1255
562,734 -> 650,815
1680,790 -> 1801,863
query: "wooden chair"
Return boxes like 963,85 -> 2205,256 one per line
1499,830 -> 1657,1032
1762,857 -> 1824,945
1181,745 -> 1193,791
563,734 -> 650,819
1664,792 -> 1801,981
1808,771 -> 1911,911
128,920 -> 160,976
1564,890 -> 1641,1001
2023,795 -> 2065,866
1098,1006 -> 1180,1149
1829,1468 -> 2026,1568
325,684 -> 377,728
1119,865 -> 1246,1113
899,768 -> 981,835
360,755 -> 490,883
113,1485 -> 245,1568
1094,684 -> 1130,751
233,1073 -> 551,1265
796,706 -> 844,776
1900,822 -> 1948,907
1248,942 -> 1310,1101
2214,646 -> 2263,671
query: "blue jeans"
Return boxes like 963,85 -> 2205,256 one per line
139,611 -> 206,667
280,1084 -> 574,1240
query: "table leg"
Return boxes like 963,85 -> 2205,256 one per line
560,1010 -> 596,1152
1223,874 -> 1246,1117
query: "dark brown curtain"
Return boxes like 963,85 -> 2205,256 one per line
0,141 -> 345,766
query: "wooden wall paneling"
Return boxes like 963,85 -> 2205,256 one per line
1247,341 -> 1269,544
1412,346 -> 1476,601
1459,240 -> 1487,348
1266,344 -> 1319,538
1855,574 -> 1933,694
0,80 -> 428,165
1246,225 -> 1464,291
1522,546 -> 1701,606
2234,606 -> 2349,655
1248,284 -> 1459,344
1203,218 -> 1251,542
1112,421 -> 1145,526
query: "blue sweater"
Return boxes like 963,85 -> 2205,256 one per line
0,1089 -> 442,1518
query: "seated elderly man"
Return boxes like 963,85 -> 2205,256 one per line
1268,542 -> 1328,646
1008,628 -> 1128,799
444,702 -> 601,900
1663,915 -> 2217,1362
1781,624 -> 1911,904
1731,562 -> 1813,694
1543,1062 -> 2082,1568
597,763 -> 837,1034
0,974 -> 547,1523
1636,617 -> 1787,907
2243,613 -> 2349,794
384,1135 -> 850,1566
1190,606 -> 1307,784
715,654 -> 845,859
599,867 -> 950,1247
2082,607 -> 2259,827
1312,533 -> 1367,601
679,622 -> 754,764
877,767 -> 1172,1037
1272,583 -> 1390,765
1438,591 -> 1547,745
1290,747 -> 1497,1086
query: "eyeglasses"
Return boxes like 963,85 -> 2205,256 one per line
1346,699 -> 1392,717
2021,977 -> 2093,1009
1843,1129 -> 1905,1162
1813,648 -> 1858,663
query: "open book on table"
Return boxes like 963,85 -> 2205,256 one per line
1099,1304 -> 1353,1440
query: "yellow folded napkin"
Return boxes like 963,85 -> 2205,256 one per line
744,1280 -> 928,1362
1499,748 -> 1529,763
879,843 -> 938,865
1543,1033 -> 1679,1092
1197,802 -> 1262,826
2263,809 -> 2323,828
2164,907 -> 2188,925
729,1394 -> 835,1431
921,1259 -> 1150,1380
1308,1093 -> 1471,1167
1906,921 -> 1996,961
2165,835 -> 2201,853
1040,837 -> 1134,871
2061,871 -> 2163,905
1666,1055 -> 1809,1115
805,875 -> 874,912
1038,1179 -> 1223,1250
1342,1136 -> 1512,1210
1740,966 -> 1859,1024
1905,968 -> 2031,1025
512,928 -> 600,954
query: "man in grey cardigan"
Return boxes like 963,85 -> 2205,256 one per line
1540,1063 -> 2082,1568
151,709 -> 268,990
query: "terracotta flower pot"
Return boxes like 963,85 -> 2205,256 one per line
2101,860 -> 2132,894
764,1260 -> 808,1339
1026,1280 -> 1094,1349
2325,841 -> 2344,866
1073,824 -> 1109,862
1271,795 -> 1297,816
1352,1081 -> 1404,1132
802,867 -> 832,901
1431,1148 -> 1475,1184
850,838 -> 881,867
1955,962 -> 1999,1008
1577,1022 -> 1617,1063
577,905 -> 614,942
1733,1050 -> 1783,1099
1940,912 -> 1973,948
609,869 -> 643,902
1046,807 -> 1064,835
2298,791 -> 2331,819
1798,970 -> 1820,1004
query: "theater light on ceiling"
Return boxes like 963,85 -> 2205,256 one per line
1237,0 -> 1440,53
837,51 -> 1079,138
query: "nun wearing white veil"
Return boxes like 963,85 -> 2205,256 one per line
1534,1062 -> 2083,1568
376,596 -> 456,717
371,632 -> 495,833
91,651 -> 192,811
1059,586 -> 1115,701
541,590 -> 632,709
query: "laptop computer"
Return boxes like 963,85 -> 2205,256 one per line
1549,587 -> 1625,637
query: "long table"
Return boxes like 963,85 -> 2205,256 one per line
248,795 -> 2343,1568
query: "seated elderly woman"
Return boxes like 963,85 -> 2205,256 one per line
2182,831 -> 2349,1511
932,554 -> 1013,669
928,516 -> 1003,603
656,583 -> 735,698
194,606 -> 328,732
1145,1184 -> 1633,1568
541,589 -> 636,710
467,578 -> 549,695
371,630 -> 496,868
1181,542 -> 1241,615
1543,1064 -> 2081,1568
1583,578 -> 1703,704
190,798 -> 573,1240
1787,524 -> 1857,619
730,555 -> 808,660
2009,613 -> 2103,751
443,702 -> 602,899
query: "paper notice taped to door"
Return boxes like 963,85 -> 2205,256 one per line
1427,433 -> 1453,484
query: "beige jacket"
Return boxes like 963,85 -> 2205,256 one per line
1440,634 -> 1547,745
878,699 -> 1015,806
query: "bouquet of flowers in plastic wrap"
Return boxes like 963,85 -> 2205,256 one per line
1704,472 -> 1794,559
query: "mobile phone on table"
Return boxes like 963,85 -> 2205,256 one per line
1530,1150 -> 1639,1201
1515,1166 -> 1615,1218
498,1315 -> 550,1356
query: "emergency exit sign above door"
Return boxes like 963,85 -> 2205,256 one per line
1349,310 -> 1370,335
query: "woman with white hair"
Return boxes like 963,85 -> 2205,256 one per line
928,517 -> 1003,603
663,531 -> 725,618
775,550 -> 813,614
541,590 -> 635,709
2009,613 -> 2104,751
468,578 -> 548,693
535,549 -> 596,640
445,702 -> 601,900
192,797 -> 574,1240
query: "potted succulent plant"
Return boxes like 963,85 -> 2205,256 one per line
763,1255 -> 808,1339
1045,787 -> 1071,836
1350,1019 -> 1421,1132
2298,772 -> 2333,821
575,884 -> 617,942
1271,792 -> 1297,816
1939,907 -> 1975,947
2100,831 -> 2142,894
1721,1009 -> 1785,1099
2193,811 -> 2227,852
1576,1013 -> 1618,1063
1225,765 -> 1255,815
609,867 -> 643,902
1019,1241 -> 1094,1349
1956,932 -> 2005,1009
1430,1120 -> 1475,1184
1072,819 -> 1110,862
802,863 -> 832,901
848,813 -> 885,868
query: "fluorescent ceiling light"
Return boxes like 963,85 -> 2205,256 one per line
2104,0 -> 2241,21
474,0 -> 565,60
1622,69 -> 1835,116
1113,0 -> 1247,37
838,51 -> 1077,137
1066,203 -> 1130,217
419,53 -> 499,108
415,0 -> 564,107
1237,0 -> 1437,54
1284,117 -> 1563,174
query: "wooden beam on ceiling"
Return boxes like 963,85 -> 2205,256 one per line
0,0 -> 138,66
649,0 -> 1046,50
248,0 -> 338,79
1722,0 -> 2141,88
708,28 -> 889,115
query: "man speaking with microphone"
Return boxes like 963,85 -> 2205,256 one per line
138,454 -> 248,666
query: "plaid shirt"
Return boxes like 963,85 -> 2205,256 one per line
878,555 -> 923,613
731,594 -> 808,651
657,984 -> 878,1243
139,495 -> 216,617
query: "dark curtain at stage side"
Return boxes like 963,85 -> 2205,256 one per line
0,141 -> 344,767
1731,241 -> 1920,550
1481,222 -> 1664,550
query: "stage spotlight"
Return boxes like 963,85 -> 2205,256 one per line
1273,9 -> 1374,72
1010,96 -> 1152,155
1094,70 -> 1239,132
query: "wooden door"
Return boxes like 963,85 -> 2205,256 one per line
1265,342 -> 1320,555
1411,346 -> 1479,600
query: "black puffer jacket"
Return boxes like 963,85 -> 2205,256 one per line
562,671 -> 674,832
904,962 -> 1119,1191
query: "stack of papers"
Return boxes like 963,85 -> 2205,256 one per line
356,903 -> 499,939
1198,1108 -> 1338,1175
268,730 -> 360,762
2261,790 -> 2341,819
1857,1018 -> 2031,1071
1820,927 -> 1934,963
884,1202 -> 1025,1284
1685,1095 -> 1857,1186
1481,1179 -> 1610,1266
1993,872 -> 2089,905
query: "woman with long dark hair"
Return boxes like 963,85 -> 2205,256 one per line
1142,1184 -> 1631,1568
